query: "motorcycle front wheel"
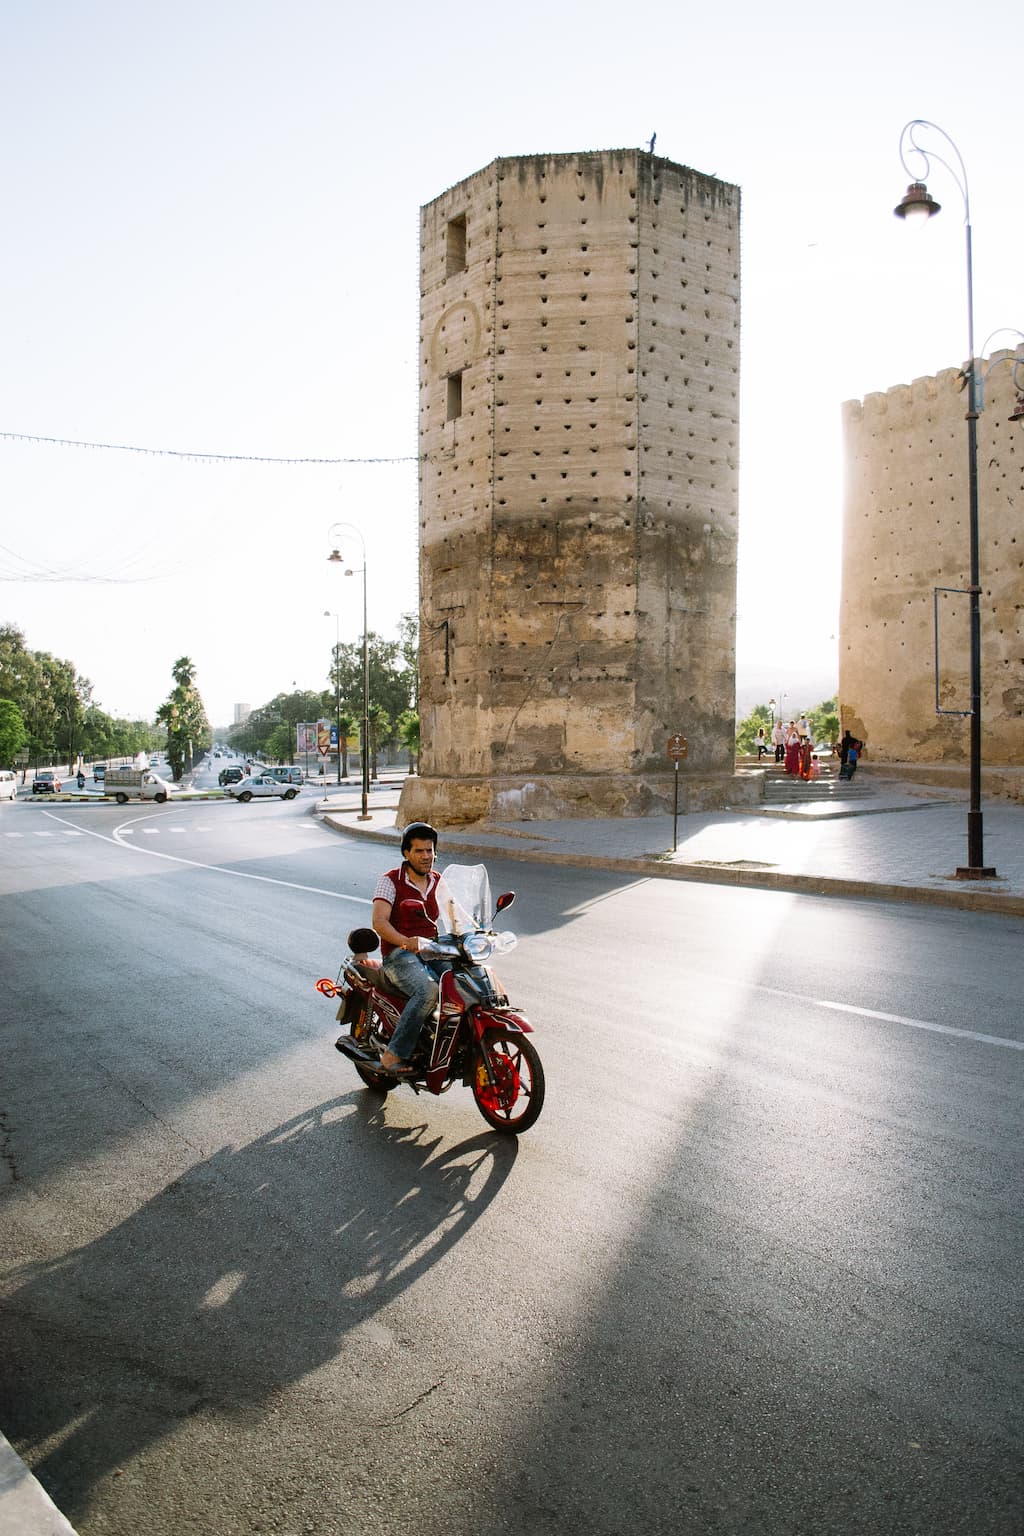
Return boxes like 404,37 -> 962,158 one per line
472,1029 -> 545,1134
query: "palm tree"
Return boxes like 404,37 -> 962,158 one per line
157,656 -> 211,779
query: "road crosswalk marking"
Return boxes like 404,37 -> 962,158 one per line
7,817 -> 326,842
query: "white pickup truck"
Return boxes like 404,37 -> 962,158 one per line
105,767 -> 174,804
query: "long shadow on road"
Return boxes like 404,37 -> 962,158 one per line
1,1096 -> 517,1527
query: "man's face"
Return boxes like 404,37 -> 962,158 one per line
405,838 -> 436,875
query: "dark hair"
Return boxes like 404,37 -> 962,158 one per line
401,821 -> 438,853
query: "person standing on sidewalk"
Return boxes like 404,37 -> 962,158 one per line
372,821 -> 444,1074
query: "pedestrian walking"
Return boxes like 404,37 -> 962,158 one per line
771,718 -> 785,763
755,726 -> 769,760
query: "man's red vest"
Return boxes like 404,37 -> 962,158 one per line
380,865 -> 440,957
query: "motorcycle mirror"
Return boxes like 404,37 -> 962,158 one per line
494,892 -> 515,915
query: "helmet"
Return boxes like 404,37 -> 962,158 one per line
401,821 -> 438,853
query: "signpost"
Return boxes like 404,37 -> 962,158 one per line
667,734 -> 688,852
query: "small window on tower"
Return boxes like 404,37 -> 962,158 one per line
446,371 -> 464,421
446,214 -> 467,276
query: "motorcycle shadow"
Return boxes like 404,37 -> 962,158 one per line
2,1092 -> 518,1524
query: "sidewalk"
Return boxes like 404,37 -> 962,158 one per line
317,772 -> 1024,917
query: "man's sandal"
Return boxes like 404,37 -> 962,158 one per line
378,1051 -> 413,1075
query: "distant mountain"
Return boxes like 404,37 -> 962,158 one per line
735,663 -> 838,720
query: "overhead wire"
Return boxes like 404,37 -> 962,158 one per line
0,430 -> 420,465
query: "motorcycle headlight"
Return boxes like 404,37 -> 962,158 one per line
462,932 -> 495,961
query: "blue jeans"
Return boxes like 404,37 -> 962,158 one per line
380,949 -> 441,1061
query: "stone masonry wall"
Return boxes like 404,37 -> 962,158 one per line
411,149 -> 740,820
840,354 -> 1023,762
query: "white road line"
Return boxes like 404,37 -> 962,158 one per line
4,832 -> 24,838
808,995 -> 1024,1052
688,969 -> 1024,1054
39,808 -> 371,906
709,976 -> 1019,1050
33,831 -> 53,838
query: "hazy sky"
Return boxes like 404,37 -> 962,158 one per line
1,0 -> 1020,727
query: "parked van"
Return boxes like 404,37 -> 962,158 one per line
0,770 -> 17,801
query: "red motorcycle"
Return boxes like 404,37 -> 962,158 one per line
315,865 -> 544,1134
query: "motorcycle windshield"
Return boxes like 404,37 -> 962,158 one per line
434,864 -> 492,936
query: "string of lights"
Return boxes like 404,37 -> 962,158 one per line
0,430 -> 420,465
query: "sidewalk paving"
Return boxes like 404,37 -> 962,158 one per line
318,773 -> 1024,917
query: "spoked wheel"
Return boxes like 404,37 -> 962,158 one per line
472,1029 -> 545,1134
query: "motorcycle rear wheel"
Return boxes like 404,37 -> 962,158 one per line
472,1030 -> 544,1134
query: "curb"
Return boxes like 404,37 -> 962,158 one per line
317,813 -> 1024,918
0,1433 -> 78,1535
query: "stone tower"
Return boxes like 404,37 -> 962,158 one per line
841,353 -> 1023,764
398,149 -> 743,826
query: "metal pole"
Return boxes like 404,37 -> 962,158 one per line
958,218 -> 992,875
673,760 -> 679,853
359,562 -> 371,820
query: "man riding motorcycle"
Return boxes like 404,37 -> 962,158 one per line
371,821 -> 446,1074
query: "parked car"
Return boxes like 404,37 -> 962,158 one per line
32,770 -> 62,794
812,741 -> 837,760
92,763 -> 107,781
0,770 -> 17,801
219,766 -> 245,786
225,774 -> 299,803
266,765 -> 304,785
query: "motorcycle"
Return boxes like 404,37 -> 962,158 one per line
315,864 -> 544,1134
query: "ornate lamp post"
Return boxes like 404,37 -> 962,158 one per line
893,120 -> 995,877
327,522 -> 371,821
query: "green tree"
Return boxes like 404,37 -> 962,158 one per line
0,625 -> 92,765
156,657 -> 211,780
329,632 -> 415,726
335,710 -> 357,778
398,613 -> 419,705
735,702 -> 775,756
0,698 -> 27,766
367,703 -> 392,780
34,652 -> 91,768
808,697 -> 839,747
396,708 -> 420,774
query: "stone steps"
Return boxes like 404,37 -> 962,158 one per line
761,764 -> 873,803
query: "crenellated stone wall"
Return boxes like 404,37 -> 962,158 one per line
400,149 -> 744,825
840,353 -> 1024,763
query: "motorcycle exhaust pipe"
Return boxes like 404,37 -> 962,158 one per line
334,1036 -> 381,1066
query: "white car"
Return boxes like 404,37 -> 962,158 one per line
225,773 -> 299,803
0,770 -> 17,801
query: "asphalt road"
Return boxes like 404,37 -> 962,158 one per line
2,797 -> 1022,1536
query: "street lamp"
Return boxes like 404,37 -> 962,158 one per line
323,613 -> 342,785
893,119 -> 995,877
328,522 -> 371,822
